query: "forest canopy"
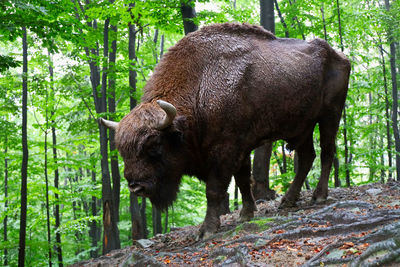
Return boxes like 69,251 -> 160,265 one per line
0,0 -> 399,266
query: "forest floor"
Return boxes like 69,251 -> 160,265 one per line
72,180 -> 400,267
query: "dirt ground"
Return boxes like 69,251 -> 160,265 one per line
71,180 -> 400,266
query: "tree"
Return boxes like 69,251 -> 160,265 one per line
180,0 -> 198,35
49,52 -> 63,266
18,25 -> 28,267
128,10 -> 146,241
384,0 -> 400,180
252,0 -> 276,201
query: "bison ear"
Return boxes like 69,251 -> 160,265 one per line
169,115 -> 186,144
172,115 -> 186,133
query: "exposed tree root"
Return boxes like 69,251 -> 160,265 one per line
302,215 -> 400,266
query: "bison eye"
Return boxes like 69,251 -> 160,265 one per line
147,145 -> 162,159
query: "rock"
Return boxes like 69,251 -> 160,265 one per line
121,251 -> 165,267
366,188 -> 382,196
242,222 -> 260,232
135,239 -> 154,248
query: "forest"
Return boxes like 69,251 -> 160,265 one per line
0,0 -> 399,266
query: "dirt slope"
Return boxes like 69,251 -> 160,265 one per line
71,180 -> 400,267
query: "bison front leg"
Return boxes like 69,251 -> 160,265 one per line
280,135 -> 315,208
199,175 -> 231,239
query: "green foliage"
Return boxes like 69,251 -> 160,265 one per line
0,0 -> 399,265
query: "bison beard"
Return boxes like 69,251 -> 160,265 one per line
100,23 -> 351,239
149,172 -> 182,211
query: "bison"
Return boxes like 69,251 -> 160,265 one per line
100,23 -> 351,238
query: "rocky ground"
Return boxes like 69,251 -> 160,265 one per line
71,180 -> 400,266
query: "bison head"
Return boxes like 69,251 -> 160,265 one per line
100,100 -> 186,210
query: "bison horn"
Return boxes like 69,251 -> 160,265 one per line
155,100 -> 177,130
99,117 -> 119,130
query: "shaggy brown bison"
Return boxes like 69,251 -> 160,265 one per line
100,23 -> 351,238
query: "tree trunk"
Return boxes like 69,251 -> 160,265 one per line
368,92 -> 376,182
140,199 -> 148,238
320,3 -> 328,41
89,162 -> 99,258
44,106 -> 52,267
180,0 -> 198,35
101,16 -> 120,255
234,185 -> 239,210
384,0 -> 400,181
3,141 -> 8,266
379,44 -> 393,180
320,4 -> 341,187
18,25 -> 28,267
252,0 -> 276,201
152,208 -> 163,236
336,0 -> 351,187
128,17 -> 145,241
75,3 -> 120,251
149,29 -> 163,236
380,134 -> 385,183
108,22 -> 121,223
260,0 -> 275,34
49,52 -> 63,267
274,0 -> 289,37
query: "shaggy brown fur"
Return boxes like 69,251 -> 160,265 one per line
112,23 -> 351,238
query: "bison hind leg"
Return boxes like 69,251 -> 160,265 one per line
313,114 -> 342,203
234,155 -> 256,222
279,134 -> 316,209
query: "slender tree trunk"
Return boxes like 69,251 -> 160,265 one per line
321,3 -> 328,41
101,16 -> 120,254
164,209 -> 168,234
49,52 -> 63,267
274,0 -> 289,37
380,134 -> 385,183
128,17 -> 145,241
3,141 -> 8,266
180,0 -> 198,35
140,199 -> 148,238
281,142 -> 287,174
336,0 -> 351,187
252,0 -> 276,201
152,208 -> 162,235
75,4 -> 120,251
379,44 -> 393,180
320,4 -> 341,187
151,29 -> 163,235
234,185 -> 239,210
18,26 -> 28,267
108,22 -> 120,223
44,109 -> 52,267
89,161 -> 99,258
384,0 -> 400,181
368,92 -> 377,182
260,0 -> 275,34
288,0 -> 305,40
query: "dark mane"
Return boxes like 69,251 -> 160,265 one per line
195,23 -> 276,40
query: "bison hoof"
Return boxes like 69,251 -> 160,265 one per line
312,192 -> 327,204
239,206 -> 255,222
198,222 -> 219,240
312,196 -> 327,204
278,197 -> 298,209
197,228 -> 216,241
198,230 -> 215,241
